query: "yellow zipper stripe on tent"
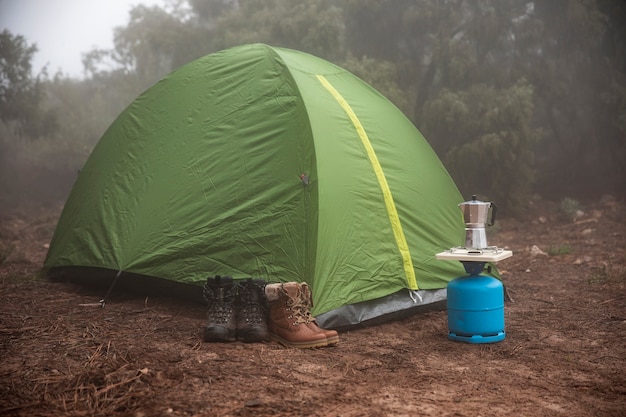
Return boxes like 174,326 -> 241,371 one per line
316,74 -> 418,290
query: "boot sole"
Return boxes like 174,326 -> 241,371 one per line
325,335 -> 339,345
203,327 -> 236,343
269,334 -> 329,349
237,330 -> 269,343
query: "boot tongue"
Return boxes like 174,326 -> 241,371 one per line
300,282 -> 313,308
282,283 -> 301,302
242,280 -> 263,302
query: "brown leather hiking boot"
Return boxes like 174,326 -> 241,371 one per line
265,283 -> 329,349
236,278 -> 269,343
202,276 -> 237,342
299,282 -> 339,345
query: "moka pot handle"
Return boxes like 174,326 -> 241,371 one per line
488,202 -> 497,226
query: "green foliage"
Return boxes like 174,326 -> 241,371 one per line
342,55 -> 412,116
547,244 -> 572,256
520,0 -> 626,197
423,79 -> 540,214
587,263 -> 626,285
0,70 -> 136,207
559,198 -> 582,221
211,0 -> 345,61
0,30 -> 58,138
83,5 -> 208,89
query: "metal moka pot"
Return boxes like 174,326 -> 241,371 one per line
459,195 -> 497,249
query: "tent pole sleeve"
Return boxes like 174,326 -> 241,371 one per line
316,75 -> 418,290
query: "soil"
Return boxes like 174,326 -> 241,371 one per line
1,196 -> 625,417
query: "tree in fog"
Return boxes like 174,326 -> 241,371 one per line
0,30 -> 64,205
207,0 -> 345,61
428,80 -> 539,209
83,4 -> 209,91
344,0 -> 540,212
517,0 -> 626,197
345,0 -> 626,207
0,30 -> 57,138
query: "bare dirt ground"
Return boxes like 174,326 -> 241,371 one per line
1,196 -> 625,417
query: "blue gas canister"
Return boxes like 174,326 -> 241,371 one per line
447,274 -> 505,343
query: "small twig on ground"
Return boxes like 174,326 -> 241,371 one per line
504,286 -> 515,302
94,370 -> 144,397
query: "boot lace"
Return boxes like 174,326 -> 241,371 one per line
238,280 -> 267,324
204,284 -> 234,324
299,285 -> 318,324
207,302 -> 234,324
240,302 -> 265,324
285,295 -> 310,326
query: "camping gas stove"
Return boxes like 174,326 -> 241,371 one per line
436,245 -> 512,275
435,196 -> 513,344
436,246 -> 512,263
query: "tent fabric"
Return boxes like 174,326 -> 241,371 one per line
44,43 -> 467,325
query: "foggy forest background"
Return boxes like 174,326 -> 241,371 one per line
1,0 -> 625,216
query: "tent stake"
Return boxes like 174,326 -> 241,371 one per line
100,270 -> 123,308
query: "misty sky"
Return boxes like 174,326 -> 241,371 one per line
0,0 -> 165,78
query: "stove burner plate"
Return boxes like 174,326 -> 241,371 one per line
435,247 -> 513,262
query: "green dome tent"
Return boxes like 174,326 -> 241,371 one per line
45,44 -> 467,329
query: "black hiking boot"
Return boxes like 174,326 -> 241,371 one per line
203,276 -> 237,342
235,278 -> 269,343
